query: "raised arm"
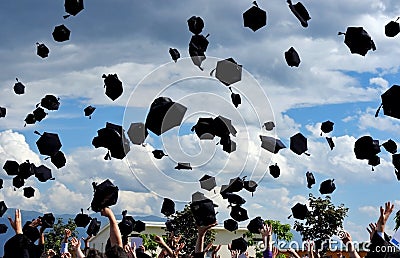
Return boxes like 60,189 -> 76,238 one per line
154,235 -> 175,258
287,248 -> 301,258
7,209 -> 23,235
71,237 -> 86,258
341,231 -> 361,258
101,207 -> 123,248
260,222 -> 273,258
195,222 -> 217,257
376,202 -> 394,234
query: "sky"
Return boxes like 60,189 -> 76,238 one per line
1,0 -> 400,245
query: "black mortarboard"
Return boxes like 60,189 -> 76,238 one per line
0,201 -> 7,217
306,171 -> 315,189
64,0 -> 84,16
338,27 -> 376,56
393,154 -> 400,173
368,155 -> 380,170
92,122 -> 130,160
175,162 -> 192,170
0,179 -> 3,189
74,209 -> 91,228
287,0 -> 310,27
263,121 -> 275,131
152,149 -> 167,159
33,107 -> 47,122
23,221 -> 40,242
247,216 -> 264,234
214,58 -> 242,87
102,74 -> 123,101
40,94 -> 60,110
226,193 -> 246,206
90,179 -> 119,212
385,18 -> 400,37
191,117 -> 216,140
87,218 -> 101,236
0,107 -> 6,118
243,1 -> 267,32
13,176 -> 25,189
224,177 -> 244,193
382,139 -> 397,154
133,220 -> 146,233
191,195 -> 217,226
189,34 -> 209,70
230,205 -> 248,222
326,137 -> 335,150
51,151 -> 67,168
285,47 -> 300,67
119,210 -> 135,236
291,203 -> 308,220
231,237 -> 248,254
19,160 -> 35,179
187,16 -> 204,35
269,163 -> 280,178
244,180 -> 258,196
3,160 -> 19,176
231,92 -> 241,108
199,174 -> 217,191
214,115 -> 237,138
0,224 -> 7,234
35,131 -> 62,157
84,105 -> 96,119
290,133 -> 309,155
222,138 -> 237,154
13,78 -> 25,95
376,85 -> 400,119
321,120 -> 334,134
354,136 -> 381,160
36,42 -> 49,58
145,97 -> 187,136
224,219 -> 238,232
40,213 -> 55,228
319,179 -> 336,194
161,198 -> 175,217
23,187 -> 35,198
260,135 -> 286,154
24,113 -> 36,125
52,24 -> 71,42
169,48 -> 180,62
128,123 -> 148,145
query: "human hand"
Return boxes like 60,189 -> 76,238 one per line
367,223 -> 377,241
71,237 -> 81,251
259,223 -> 272,238
272,246 -> 279,258
377,202 -> 394,233
230,249 -> 239,258
8,209 -> 22,234
29,217 -> 42,228
198,221 -> 217,236
64,228 -> 71,242
100,207 -> 112,218
47,249 -> 56,257
61,252 -> 71,258
154,235 -> 165,244
82,235 -> 93,249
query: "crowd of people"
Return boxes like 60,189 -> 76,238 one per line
3,201 -> 400,258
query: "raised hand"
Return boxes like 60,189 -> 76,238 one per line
8,209 -> 22,234
377,202 -> 394,233
366,223 -> 377,241
70,237 -> 81,251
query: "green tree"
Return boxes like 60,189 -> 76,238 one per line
293,194 -> 349,248
167,204 -> 216,255
44,218 -> 78,253
140,233 -> 159,258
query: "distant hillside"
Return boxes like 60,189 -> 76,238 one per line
0,208 -> 166,257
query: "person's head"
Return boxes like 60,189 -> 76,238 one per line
86,248 -> 105,258
105,245 -> 128,258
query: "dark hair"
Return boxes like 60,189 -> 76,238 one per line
105,245 -> 128,258
86,248 -> 105,258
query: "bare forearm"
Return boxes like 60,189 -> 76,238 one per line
108,213 -> 123,247
195,233 -> 205,253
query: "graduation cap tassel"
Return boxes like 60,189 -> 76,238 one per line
253,1 -> 259,7
372,166 -> 374,171
287,214 -> 292,219
63,14 -> 71,19
338,32 -> 346,36
375,103 -> 383,117
209,68 -> 216,77
34,130 -> 41,136
304,152 -> 311,156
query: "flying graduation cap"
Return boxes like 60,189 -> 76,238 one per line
90,179 -> 119,212
84,105 -> 96,119
213,58 -> 242,86
0,201 -> 7,217
0,224 -> 7,234
87,218 -> 101,236
199,174 -> 217,192
291,203 -> 308,220
321,120 -> 334,135
354,136 -> 381,161
13,176 -> 25,189
260,135 -> 286,154
52,24 -> 71,42
34,165 -> 54,182
338,27 -> 376,56
385,17 -> 400,37
19,160 -> 35,179
187,16 -> 204,35
102,74 -> 123,101
64,0 -> 84,17
74,209 -> 91,228
169,48 -> 180,62
244,180 -> 258,196
39,94 -> 60,111
231,92 -> 241,108
231,237 -> 248,254
51,151 -> 67,168
326,137 -> 335,150
128,123 -> 148,145
243,1 -> 267,32
161,198 -> 175,217
151,150 -> 167,159
226,193 -> 246,207
13,78 -> 25,95
306,171 -> 315,189
263,121 -> 275,131
175,162 -> 192,170
40,213 -> 55,229
287,0 -> 311,27
191,117 -> 216,140
145,97 -> 187,136
119,210 -> 135,236
290,133 -> 310,156
247,216 -> 264,234
190,194 -> 217,226
0,179 -> 3,189
284,47 -> 300,67
3,160 -> 19,176
35,131 -> 62,157
269,163 -> 280,178
23,187 -> 35,198
222,137 -> 237,154
0,107 -> 6,118
36,42 -> 49,58
382,139 -> 397,154
33,107 -> 47,122
189,34 -> 209,70
224,218 -> 238,232
376,85 -> 400,119
230,205 -> 249,222
319,179 -> 336,194
92,122 -> 130,160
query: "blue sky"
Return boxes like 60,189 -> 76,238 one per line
1,0 -> 400,245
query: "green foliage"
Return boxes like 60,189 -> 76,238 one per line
276,254 -> 286,258
293,194 -> 349,242
394,210 -> 400,231
140,233 -> 159,258
44,218 -> 78,253
167,204 -> 216,255
265,220 -> 293,242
